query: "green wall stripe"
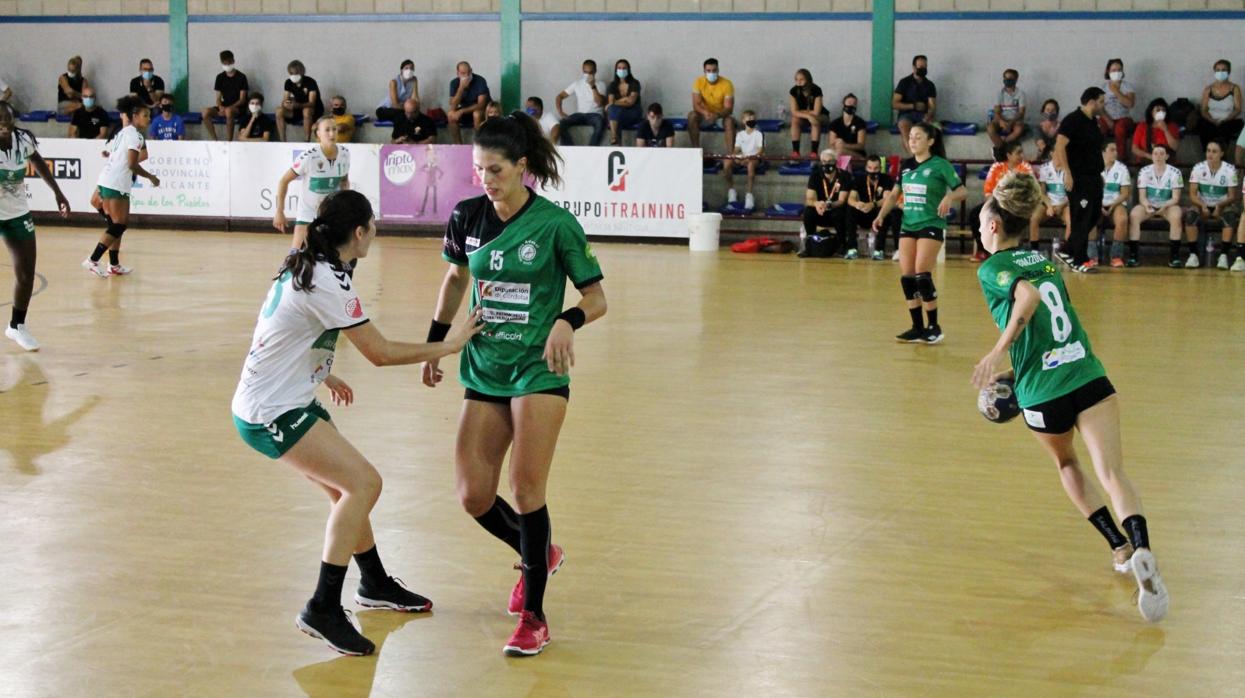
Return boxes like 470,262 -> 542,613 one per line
169,0 -> 189,112
500,0 -> 521,113
870,0 -> 894,127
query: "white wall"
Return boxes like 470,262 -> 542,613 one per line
520,20 -> 873,121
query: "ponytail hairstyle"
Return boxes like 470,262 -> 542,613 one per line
0,101 -> 38,153
910,121 -> 946,159
474,111 -> 563,189
277,190 -> 373,292
983,173 -> 1043,239
115,95 -> 148,120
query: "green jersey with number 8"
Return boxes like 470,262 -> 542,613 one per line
977,248 -> 1106,407
443,190 -> 603,397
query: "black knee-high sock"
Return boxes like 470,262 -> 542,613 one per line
108,250 -> 119,266
1168,240 -> 1181,261
1028,239 -> 1040,252
791,139 -> 800,154
310,561 -> 348,612
519,506 -> 551,620
353,545 -> 389,586
908,307 -> 923,330
925,307 -> 938,328
809,139 -> 820,155
1088,506 -> 1128,549
11,307 -> 27,329
1121,515 -> 1150,550
1187,240 -> 1199,257
90,243 -> 107,263
1128,240 -> 1140,257
474,496 -> 522,554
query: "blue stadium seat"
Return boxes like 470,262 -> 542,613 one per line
703,161 -> 723,174
953,163 -> 967,180
374,120 -> 394,127
766,202 -> 805,219
352,113 -> 368,123
181,112 -> 202,125
779,161 -> 814,176
19,110 -> 53,123
944,121 -> 979,136
55,113 -> 72,123
720,201 -> 754,216
978,165 -> 990,180
731,160 -> 769,175
755,119 -> 783,133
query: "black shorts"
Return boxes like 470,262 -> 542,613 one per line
464,386 -> 570,405
898,226 -> 945,242
1022,376 -> 1116,434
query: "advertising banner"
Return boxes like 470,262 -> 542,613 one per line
378,144 -> 476,224
227,142 -> 379,220
129,141 -> 230,217
22,137 -> 107,213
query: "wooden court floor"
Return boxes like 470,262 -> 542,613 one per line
1,228 -> 1243,697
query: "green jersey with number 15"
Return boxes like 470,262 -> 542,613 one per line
443,191 -> 603,397
977,248 -> 1106,407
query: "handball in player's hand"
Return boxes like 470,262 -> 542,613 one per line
978,376 -> 1020,424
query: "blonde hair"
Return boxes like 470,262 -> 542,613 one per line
983,173 -> 1044,237
742,109 -> 757,120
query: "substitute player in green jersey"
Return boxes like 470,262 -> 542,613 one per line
422,112 -> 607,657
232,191 -> 482,655
874,122 -> 966,344
0,101 -> 70,351
973,173 -> 1168,623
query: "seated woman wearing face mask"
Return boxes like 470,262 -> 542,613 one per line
376,60 -> 418,122
1037,99 -> 1061,143
1131,98 -> 1181,166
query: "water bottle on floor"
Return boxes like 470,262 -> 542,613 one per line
1050,237 -> 1061,261
1205,237 -> 1217,268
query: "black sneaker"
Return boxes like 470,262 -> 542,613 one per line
922,324 -> 945,344
896,327 -> 925,343
355,576 -> 433,613
296,603 -> 375,656
1126,255 -> 1140,268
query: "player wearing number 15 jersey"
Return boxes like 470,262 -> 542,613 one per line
423,112 -> 607,657
972,172 -> 1168,623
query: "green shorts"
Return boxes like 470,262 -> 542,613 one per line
97,185 -> 129,200
296,220 -> 312,226
0,213 -> 36,242
233,399 -> 331,459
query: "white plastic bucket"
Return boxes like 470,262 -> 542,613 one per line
688,213 -> 722,252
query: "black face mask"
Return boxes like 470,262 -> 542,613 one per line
916,67 -> 928,78
843,106 -> 857,115
331,107 -> 346,116
745,120 -> 757,129
867,172 -> 879,179
1003,78 -> 1017,88
821,162 -> 836,173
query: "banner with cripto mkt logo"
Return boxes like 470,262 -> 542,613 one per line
539,147 -> 701,238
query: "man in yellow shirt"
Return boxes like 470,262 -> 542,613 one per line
329,94 -> 356,143
688,57 -> 736,153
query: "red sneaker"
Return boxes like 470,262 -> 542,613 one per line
503,611 -> 550,657
788,150 -> 801,160
971,249 -> 988,263
1110,256 -> 1125,268
508,544 -> 564,616
1082,258 -> 1099,270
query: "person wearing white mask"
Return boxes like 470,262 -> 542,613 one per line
553,59 -> 606,146
277,59 -> 325,142
605,59 -> 642,146
57,55 -> 89,115
687,57 -> 736,153
238,93 -> 275,142
1198,59 -> 1243,154
1130,98 -> 1180,166
128,58 -> 165,108
1098,58 -> 1136,162
201,50 -> 249,141
376,59 -> 419,121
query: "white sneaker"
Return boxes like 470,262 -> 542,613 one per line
1217,253 -> 1230,270
1129,549 -> 1168,622
1112,543 -> 1134,574
727,188 -> 738,204
107,264 -> 133,276
744,192 -> 755,211
1185,252 -> 1199,268
891,249 -> 901,261
1233,257 -> 1245,272
5,324 -> 39,351
82,258 -> 110,277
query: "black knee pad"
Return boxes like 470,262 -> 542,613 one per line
106,223 -> 127,240
915,272 -> 937,301
900,274 -> 918,300
96,208 -> 113,225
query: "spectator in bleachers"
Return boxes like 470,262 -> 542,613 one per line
892,55 -> 936,156
68,87 -> 109,139
1197,60 -> 1243,151
1035,137 -> 1071,256
553,59 -> 606,146
376,59 -> 418,121
1101,142 -> 1133,267
238,93 -> 275,142
606,59 -> 642,146
1188,139 -> 1239,269
128,58 -> 164,109
1131,98 -> 1180,166
1037,99 -> 1060,143
0,75 -> 10,103
447,61 -> 489,145
329,95 -> 355,143
201,51 -> 248,141
801,149 -> 853,258
524,96 -> 559,139
276,60 -> 324,142
149,94 -> 185,141
483,100 -> 503,126
987,68 -> 1026,149
849,155 -> 901,260
57,56 -> 88,115
1098,58 -> 1136,162
1128,143 -> 1186,268
687,57 -> 736,152
390,97 -> 436,144
725,110 -> 763,211
636,102 -> 674,147
787,68 -> 827,159
827,93 -> 867,160
970,141 -> 1035,262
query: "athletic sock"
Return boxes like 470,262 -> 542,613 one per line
1128,240 -> 1140,258
1187,240 -> 1199,257
474,496 -> 522,554
791,140 -> 800,154
908,307 -> 923,331
89,243 -> 107,263
10,307 -> 27,329
1169,240 -> 1181,261
519,506 -> 551,620
1121,515 -> 1150,550
809,139 -> 820,154
925,307 -> 938,328
1028,239 -> 1040,252
1087,506 -> 1128,549
353,545 -> 389,587
108,250 -> 119,266
310,561 -> 348,612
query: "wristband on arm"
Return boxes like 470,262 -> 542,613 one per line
556,307 -> 586,331
427,320 -> 451,342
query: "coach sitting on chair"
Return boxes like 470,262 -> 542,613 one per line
800,150 -> 854,257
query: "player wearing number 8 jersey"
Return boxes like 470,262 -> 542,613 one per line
973,173 -> 1167,623
423,111 -> 607,657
